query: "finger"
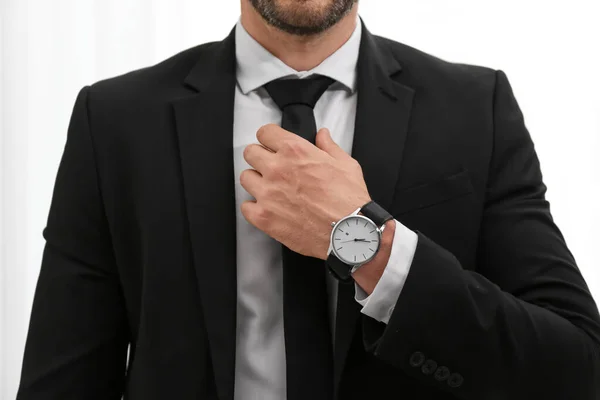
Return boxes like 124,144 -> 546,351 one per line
240,200 -> 268,232
256,123 -> 298,152
315,128 -> 348,160
243,143 -> 275,174
239,169 -> 263,199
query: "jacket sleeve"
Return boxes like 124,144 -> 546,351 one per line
17,86 -> 129,399
362,70 -> 600,399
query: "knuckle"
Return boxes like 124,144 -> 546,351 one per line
269,162 -> 293,184
266,161 -> 283,179
262,184 -> 276,200
240,170 -> 259,194
241,202 -> 254,223
351,158 -> 363,171
243,144 -> 252,160
256,123 -> 275,141
256,126 -> 266,141
254,206 -> 272,228
281,139 -> 305,156
239,169 -> 250,185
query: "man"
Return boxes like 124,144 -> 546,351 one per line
16,0 -> 600,399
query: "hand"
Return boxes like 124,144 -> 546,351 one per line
240,124 -> 372,260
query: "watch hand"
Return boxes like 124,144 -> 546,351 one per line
340,238 -> 368,243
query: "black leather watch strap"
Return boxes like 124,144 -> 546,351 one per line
326,252 -> 354,283
359,200 -> 393,227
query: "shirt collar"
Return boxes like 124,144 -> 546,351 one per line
235,15 -> 362,95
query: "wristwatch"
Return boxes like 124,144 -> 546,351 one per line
326,200 -> 393,282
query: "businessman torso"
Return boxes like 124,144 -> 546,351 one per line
86,23 -> 490,399
21,18 -> 600,400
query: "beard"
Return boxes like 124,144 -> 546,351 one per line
248,0 -> 357,36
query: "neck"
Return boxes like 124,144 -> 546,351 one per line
240,1 -> 358,71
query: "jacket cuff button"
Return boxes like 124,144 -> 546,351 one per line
434,366 -> 450,381
408,351 -> 425,367
447,373 -> 464,388
421,359 -> 438,375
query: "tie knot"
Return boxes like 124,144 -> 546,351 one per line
264,75 -> 335,111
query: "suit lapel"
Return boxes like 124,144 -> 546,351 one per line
171,27 -> 238,400
333,20 -> 415,396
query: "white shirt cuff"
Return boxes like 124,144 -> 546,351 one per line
354,219 -> 418,324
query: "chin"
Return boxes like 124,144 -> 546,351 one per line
250,0 -> 356,36
274,0 -> 339,19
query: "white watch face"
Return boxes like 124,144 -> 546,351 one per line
331,215 -> 381,265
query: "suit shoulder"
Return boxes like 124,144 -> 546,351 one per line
85,40 -> 219,103
376,35 -> 497,92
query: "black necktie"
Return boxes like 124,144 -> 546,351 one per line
264,75 -> 335,400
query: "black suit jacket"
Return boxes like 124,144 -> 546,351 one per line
17,20 -> 600,400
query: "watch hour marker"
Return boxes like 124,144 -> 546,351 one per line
346,221 -> 350,227
356,219 -> 358,225
337,247 -> 343,251
335,238 -> 341,240
364,221 -> 368,227
369,229 -> 376,233
362,254 -> 366,260
354,255 -> 356,262
371,239 -> 377,242
369,248 -> 375,252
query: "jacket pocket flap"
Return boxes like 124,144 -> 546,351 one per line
394,169 -> 474,215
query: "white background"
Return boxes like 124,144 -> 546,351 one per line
1,0 -> 599,398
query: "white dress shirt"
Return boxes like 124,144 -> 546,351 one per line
232,16 -> 419,400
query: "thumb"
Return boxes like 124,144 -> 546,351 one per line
315,128 -> 348,159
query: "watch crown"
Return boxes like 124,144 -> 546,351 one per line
330,222 -> 336,227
